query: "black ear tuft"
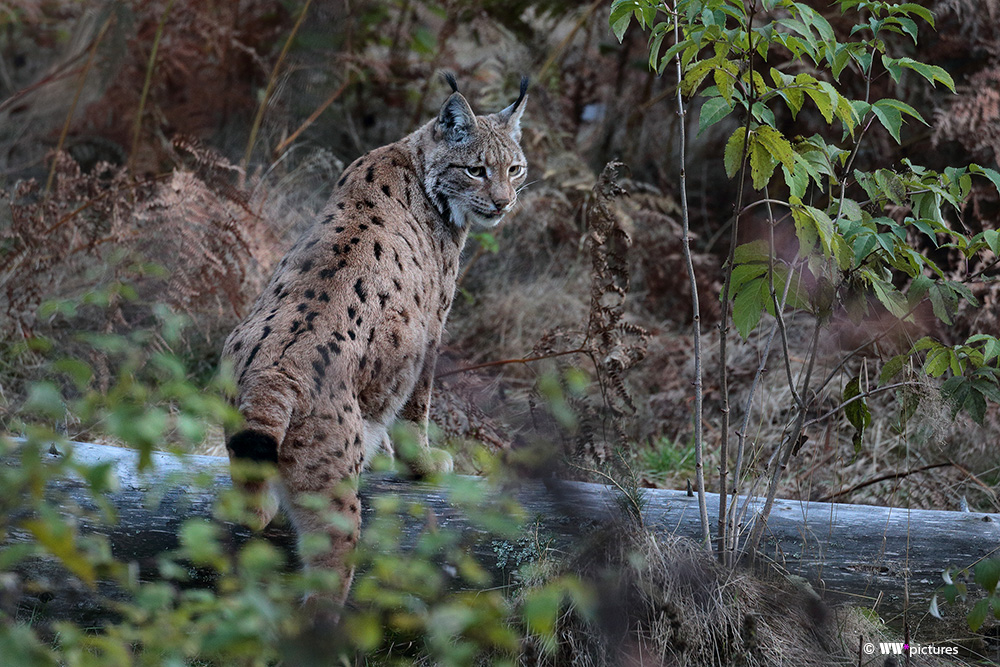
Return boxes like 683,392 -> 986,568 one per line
442,70 -> 459,94
513,75 -> 529,112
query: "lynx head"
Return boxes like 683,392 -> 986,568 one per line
422,73 -> 528,229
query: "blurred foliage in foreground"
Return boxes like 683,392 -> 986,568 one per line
0,287 -> 595,665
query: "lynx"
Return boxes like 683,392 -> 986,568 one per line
222,74 -> 527,611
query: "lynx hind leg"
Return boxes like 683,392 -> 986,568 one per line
279,418 -> 366,617
226,429 -> 281,530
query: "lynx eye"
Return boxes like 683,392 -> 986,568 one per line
465,166 -> 486,178
508,164 -> 525,177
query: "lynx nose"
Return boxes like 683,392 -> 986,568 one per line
492,197 -> 511,212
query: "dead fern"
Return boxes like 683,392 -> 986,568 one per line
1,145 -> 276,341
582,161 -> 649,414
531,161 -> 650,460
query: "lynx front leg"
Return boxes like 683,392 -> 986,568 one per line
399,350 -> 453,476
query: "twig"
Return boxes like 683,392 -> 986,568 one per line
802,381 -> 915,430
568,462 -> 644,529
537,0 -> 604,82
434,348 -> 587,380
746,316 -> 821,554
0,55 -> 89,114
241,0 -> 313,177
45,15 -> 113,198
819,462 -> 953,502
726,214 -> 798,557
272,74 -> 353,159
129,0 -> 176,173
948,460 -> 1000,507
716,2 -> 758,561
811,302 -> 921,397
667,0 -> 711,552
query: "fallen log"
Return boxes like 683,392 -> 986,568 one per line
4,439 -> 998,627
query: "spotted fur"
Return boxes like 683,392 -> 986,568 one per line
222,76 -> 527,611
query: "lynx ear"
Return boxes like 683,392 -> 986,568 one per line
437,92 -> 476,144
497,76 -> 528,141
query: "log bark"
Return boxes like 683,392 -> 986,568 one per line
5,440 -> 998,627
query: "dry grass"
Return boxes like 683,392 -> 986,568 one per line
515,528 -> 961,666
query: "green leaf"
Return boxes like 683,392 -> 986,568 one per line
871,279 -> 909,318
986,230 -> 1000,255
893,3 -> 935,28
732,276 -> 770,338
791,200 -> 834,257
729,262 -> 768,295
698,97 -> 733,134
24,381 -> 66,420
874,169 -> 907,206
870,103 -> 902,143
682,56 -> 726,97
966,386 -> 987,424
647,29 -> 665,71
908,273 -> 933,306
895,57 -> 956,92
713,60 -> 740,103
754,125 -> 796,171
879,354 -> 908,385
818,81 -> 858,132
928,283 -> 953,325
523,584 -> 564,647
839,198 -> 863,222
782,161 -> 809,199
970,164 -> 1000,198
797,4 -> 834,41
749,135 -> 778,190
734,240 -> 769,264
610,0 -> 640,42
410,26 -> 436,55
829,43 -> 852,79
972,374 -> 1000,404
657,39 -> 693,73
802,82 -> 834,123
724,127 -> 747,178
894,16 -> 919,43
771,68 -> 804,117
969,334 -> 1000,363
969,598 -> 991,632
843,376 -> 872,452
179,518 -> 225,567
911,336 -> 939,353
24,507 -> 97,587
924,347 -> 952,377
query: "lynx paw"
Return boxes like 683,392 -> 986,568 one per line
245,485 -> 280,531
405,446 -> 454,478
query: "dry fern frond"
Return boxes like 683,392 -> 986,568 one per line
934,65 -> 1000,164
1,147 -> 275,340
528,161 -> 650,462
581,161 -> 649,416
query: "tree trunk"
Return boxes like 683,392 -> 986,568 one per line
5,440 -> 997,627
